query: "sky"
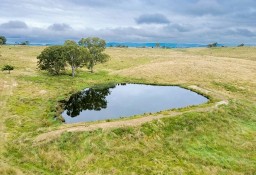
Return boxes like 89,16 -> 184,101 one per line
0,0 -> 255,44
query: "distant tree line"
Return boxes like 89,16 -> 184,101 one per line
109,44 -> 128,48
37,37 -> 109,77
0,35 -> 30,46
208,42 -> 245,48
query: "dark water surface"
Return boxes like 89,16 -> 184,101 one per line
62,84 -> 208,123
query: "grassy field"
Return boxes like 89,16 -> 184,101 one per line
0,46 -> 255,174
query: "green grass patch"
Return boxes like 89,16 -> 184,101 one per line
5,101 -> 256,174
212,81 -> 246,94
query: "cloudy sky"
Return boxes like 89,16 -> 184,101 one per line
0,0 -> 255,44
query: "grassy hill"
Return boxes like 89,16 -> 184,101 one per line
0,46 -> 255,174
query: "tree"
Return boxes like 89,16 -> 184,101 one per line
207,42 -> 218,48
20,41 -> 29,45
238,43 -> 244,47
0,36 -> 7,45
37,46 -> 66,75
63,40 -> 90,77
37,40 -> 90,77
2,65 -> 14,74
79,37 -> 109,73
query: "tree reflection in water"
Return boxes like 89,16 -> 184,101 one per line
64,87 -> 112,117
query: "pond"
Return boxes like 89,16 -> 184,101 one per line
62,84 -> 208,123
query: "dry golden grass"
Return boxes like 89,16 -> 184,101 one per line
184,47 -> 256,61
108,48 -> 255,82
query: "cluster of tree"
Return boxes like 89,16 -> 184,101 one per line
207,42 -> 218,48
208,42 -> 245,48
37,37 -> 109,77
0,36 -> 7,45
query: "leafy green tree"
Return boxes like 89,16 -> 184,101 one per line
2,65 -> 14,74
37,38 -> 107,77
0,36 -> 7,45
79,37 -> 109,73
37,46 -> 66,75
63,40 -> 89,77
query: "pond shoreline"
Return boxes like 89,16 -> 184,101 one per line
56,83 -> 212,123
